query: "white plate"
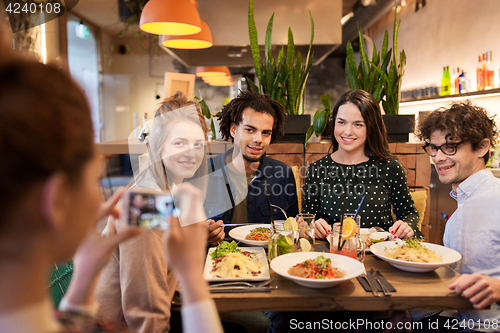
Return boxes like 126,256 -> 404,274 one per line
370,241 -> 462,273
204,247 -> 270,282
270,252 -> 364,289
229,224 -> 271,247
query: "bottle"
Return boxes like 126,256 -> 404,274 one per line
458,70 -> 466,94
138,112 -> 149,142
477,55 -> 484,91
440,66 -> 451,96
485,51 -> 494,89
454,67 -> 460,95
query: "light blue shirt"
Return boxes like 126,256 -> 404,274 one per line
443,169 -> 500,331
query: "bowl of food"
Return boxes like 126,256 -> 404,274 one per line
229,224 -> 271,247
270,252 -> 364,288
370,239 -> 461,273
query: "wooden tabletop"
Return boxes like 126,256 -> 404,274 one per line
211,244 -> 473,312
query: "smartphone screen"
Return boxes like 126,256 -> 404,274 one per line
124,189 -> 175,230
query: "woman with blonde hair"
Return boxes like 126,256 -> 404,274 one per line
95,92 -> 210,333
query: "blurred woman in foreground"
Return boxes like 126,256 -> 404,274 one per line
0,33 -> 221,333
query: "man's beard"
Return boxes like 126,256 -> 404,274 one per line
242,152 -> 263,163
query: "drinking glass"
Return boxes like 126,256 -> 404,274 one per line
296,213 -> 315,252
268,220 -> 295,262
329,214 -> 364,262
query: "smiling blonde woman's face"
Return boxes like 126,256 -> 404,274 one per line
161,120 -> 205,184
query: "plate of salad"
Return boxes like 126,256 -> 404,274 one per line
204,241 -> 270,282
228,224 -> 271,247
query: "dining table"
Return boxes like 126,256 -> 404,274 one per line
209,242 -> 474,313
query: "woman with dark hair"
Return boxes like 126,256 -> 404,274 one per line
302,90 -> 419,239
95,92 -> 210,333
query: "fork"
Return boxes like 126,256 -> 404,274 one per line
209,278 -> 274,289
361,265 -> 380,297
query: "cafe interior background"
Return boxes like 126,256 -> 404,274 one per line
3,0 -> 500,231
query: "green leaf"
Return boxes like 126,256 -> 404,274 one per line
320,94 -> 331,113
278,45 -> 284,63
345,41 -> 359,90
381,30 -> 389,59
210,118 -> 216,140
248,0 -> 262,82
303,11 -> 315,68
357,24 -> 370,89
199,99 -> 211,118
247,77 -> 260,93
373,79 -> 384,102
313,109 -> 328,137
381,48 -> 392,72
305,126 -> 314,148
265,14 -> 274,61
287,28 -> 295,75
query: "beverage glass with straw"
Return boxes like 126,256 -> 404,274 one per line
330,196 -> 366,262
296,213 -> 315,252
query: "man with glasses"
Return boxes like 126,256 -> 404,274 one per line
414,101 -> 500,332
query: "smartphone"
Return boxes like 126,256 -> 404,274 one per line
121,188 -> 177,230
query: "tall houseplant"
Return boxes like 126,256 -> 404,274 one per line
345,0 -> 406,115
247,0 -> 314,116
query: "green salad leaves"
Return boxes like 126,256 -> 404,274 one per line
210,241 -> 241,260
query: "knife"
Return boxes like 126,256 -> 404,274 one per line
371,270 -> 391,296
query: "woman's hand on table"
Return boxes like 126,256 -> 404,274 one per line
207,219 -> 225,245
314,218 -> 330,239
389,220 -> 414,239
449,273 -> 500,309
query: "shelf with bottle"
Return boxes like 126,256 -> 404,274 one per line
400,87 -> 500,104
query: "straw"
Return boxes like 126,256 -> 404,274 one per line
263,184 -> 275,231
340,195 -> 366,251
354,195 -> 366,219
337,196 -> 347,251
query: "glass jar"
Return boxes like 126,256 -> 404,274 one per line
329,214 -> 364,262
268,220 -> 295,262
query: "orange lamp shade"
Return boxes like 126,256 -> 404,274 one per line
203,76 -> 232,83
209,81 -> 235,86
161,20 -> 212,49
140,0 -> 201,36
202,75 -> 231,82
196,66 -> 230,77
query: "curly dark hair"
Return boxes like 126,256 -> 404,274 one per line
217,89 -> 286,143
330,90 -> 393,161
415,101 -> 498,163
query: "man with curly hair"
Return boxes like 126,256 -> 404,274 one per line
413,101 -> 500,332
205,89 -> 299,245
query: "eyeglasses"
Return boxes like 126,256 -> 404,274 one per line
422,141 -> 463,157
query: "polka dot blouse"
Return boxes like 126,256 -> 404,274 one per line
302,155 -> 419,232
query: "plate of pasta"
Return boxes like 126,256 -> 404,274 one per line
270,252 -> 364,288
204,241 -> 270,282
229,224 -> 271,247
370,240 -> 461,273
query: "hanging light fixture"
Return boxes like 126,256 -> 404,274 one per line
203,76 -> 232,83
140,0 -> 201,36
196,66 -> 231,77
160,20 -> 212,49
208,81 -> 235,86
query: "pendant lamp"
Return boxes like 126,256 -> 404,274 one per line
161,20 -> 212,49
140,0 -> 201,36
209,81 -> 235,86
196,66 -> 231,77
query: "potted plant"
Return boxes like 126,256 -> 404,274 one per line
305,93 -> 331,147
247,0 -> 314,142
345,0 -> 413,143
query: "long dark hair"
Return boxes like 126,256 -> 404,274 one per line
330,90 -> 392,161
